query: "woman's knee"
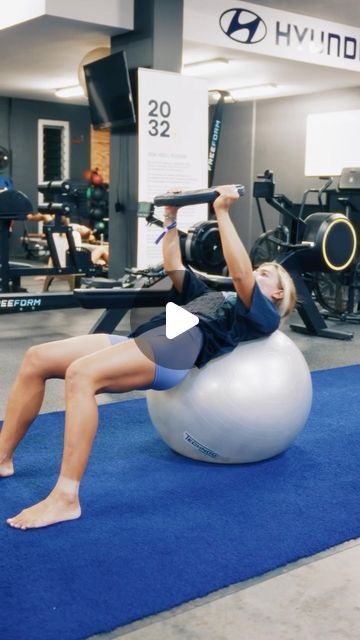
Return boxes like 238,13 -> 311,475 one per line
65,360 -> 96,395
21,344 -> 50,376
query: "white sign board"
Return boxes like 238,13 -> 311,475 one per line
305,110 -> 360,176
184,0 -> 360,72
137,68 -> 208,268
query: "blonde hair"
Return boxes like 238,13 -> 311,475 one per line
260,262 -> 297,319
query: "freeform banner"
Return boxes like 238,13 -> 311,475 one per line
184,0 -> 360,71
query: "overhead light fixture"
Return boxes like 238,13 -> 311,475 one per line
183,58 -> 229,76
55,85 -> 85,98
227,83 -> 279,101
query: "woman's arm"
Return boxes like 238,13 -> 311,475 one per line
213,185 -> 255,308
162,205 -> 186,293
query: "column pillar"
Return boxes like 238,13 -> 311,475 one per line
109,0 -> 184,277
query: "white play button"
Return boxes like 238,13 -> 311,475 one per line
165,302 -> 199,339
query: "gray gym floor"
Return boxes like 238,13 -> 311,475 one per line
1,274 -> 360,640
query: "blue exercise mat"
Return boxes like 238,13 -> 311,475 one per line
1,365 -> 359,640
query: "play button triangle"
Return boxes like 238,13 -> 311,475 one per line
165,302 -> 199,340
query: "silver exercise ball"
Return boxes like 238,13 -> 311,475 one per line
147,330 -> 312,464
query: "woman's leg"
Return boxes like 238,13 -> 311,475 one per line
6,338 -> 155,529
0,334 -> 113,477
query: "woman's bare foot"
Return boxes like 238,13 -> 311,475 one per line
6,489 -> 81,530
0,458 -> 14,477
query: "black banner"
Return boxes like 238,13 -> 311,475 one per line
208,92 -> 227,186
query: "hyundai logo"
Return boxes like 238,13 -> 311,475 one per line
219,8 -> 267,44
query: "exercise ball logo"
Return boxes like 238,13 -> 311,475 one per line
219,8 -> 267,44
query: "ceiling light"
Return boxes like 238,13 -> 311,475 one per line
55,85 -> 85,98
183,58 -> 229,76
227,83 -> 279,101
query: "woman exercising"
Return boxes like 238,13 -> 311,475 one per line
0,185 -> 296,529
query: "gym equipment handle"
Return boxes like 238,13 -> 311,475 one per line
38,202 -> 71,215
154,185 -> 245,208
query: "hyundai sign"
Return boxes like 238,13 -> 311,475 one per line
184,0 -> 360,71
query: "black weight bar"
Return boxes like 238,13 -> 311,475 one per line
37,180 -> 72,194
38,202 -> 71,215
153,185 -> 245,208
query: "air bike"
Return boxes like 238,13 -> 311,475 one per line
251,170 -> 358,339
74,184 -> 357,340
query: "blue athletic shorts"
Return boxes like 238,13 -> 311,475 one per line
108,326 -> 204,391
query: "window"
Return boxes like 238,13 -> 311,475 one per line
37,119 -> 70,203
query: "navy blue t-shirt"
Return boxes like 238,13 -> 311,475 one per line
129,269 -> 280,367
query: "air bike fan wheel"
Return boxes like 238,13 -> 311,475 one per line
181,221 -> 226,275
300,212 -> 358,315
301,212 -> 357,272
